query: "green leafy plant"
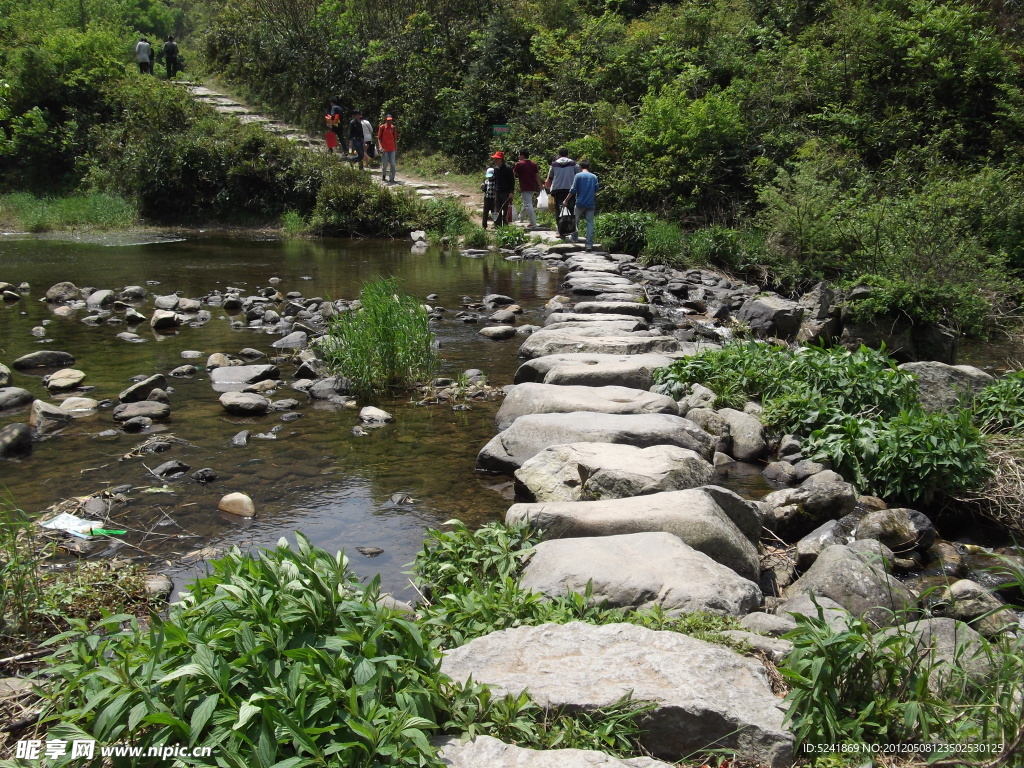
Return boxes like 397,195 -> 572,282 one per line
321,277 -> 438,398
970,370 -> 1024,435
461,224 -> 489,248
593,212 -> 656,254
492,224 -> 526,249
41,535 -> 447,767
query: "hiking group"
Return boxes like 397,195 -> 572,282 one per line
134,36 -> 182,79
482,146 -> 599,250
325,101 -> 399,184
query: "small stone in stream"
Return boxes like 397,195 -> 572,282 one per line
452,404 -> 471,411
360,406 -> 394,424
218,492 -> 255,517
230,430 -> 251,446
169,365 -> 198,377
352,426 -> 370,436
255,432 -> 276,440
281,411 -> 302,422
180,350 -> 203,359
121,417 -> 152,433
390,493 -> 415,504
96,429 -> 120,438
192,468 -> 218,483
356,547 -> 384,557
152,460 -> 190,479
144,573 -> 173,601
426,293 -> 439,301
147,388 -> 171,404
238,348 -> 265,361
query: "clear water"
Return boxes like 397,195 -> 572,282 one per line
0,232 -> 561,598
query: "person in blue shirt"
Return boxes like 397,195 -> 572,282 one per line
568,160 -> 599,250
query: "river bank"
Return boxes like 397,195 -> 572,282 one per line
2,227 -> 1024,764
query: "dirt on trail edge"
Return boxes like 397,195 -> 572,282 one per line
177,80 -> 481,214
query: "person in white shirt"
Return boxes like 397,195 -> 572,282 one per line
360,116 -> 374,165
135,38 -> 153,75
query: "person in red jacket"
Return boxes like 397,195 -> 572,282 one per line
377,115 -> 398,184
513,148 -> 541,227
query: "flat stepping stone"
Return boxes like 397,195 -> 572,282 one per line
437,736 -> 674,768
518,330 -> 683,359
112,401 -> 170,421
514,353 -> 678,389
441,622 -> 792,767
515,442 -> 714,502
477,412 -> 714,473
544,312 -> 648,329
496,383 -> 678,430
520,531 -> 762,615
13,350 -> 75,370
571,301 -> 654,320
506,487 -> 762,580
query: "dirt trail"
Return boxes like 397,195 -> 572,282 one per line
177,80 -> 481,212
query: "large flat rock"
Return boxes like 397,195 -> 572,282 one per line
496,383 -> 678,430
441,622 -> 792,767
570,301 -> 654,320
506,488 -> 761,581
436,736 -> 672,768
478,412 -> 715,473
514,442 -> 714,502
514,353 -> 676,390
519,532 -> 762,615
545,313 -> 649,330
518,331 -> 683,360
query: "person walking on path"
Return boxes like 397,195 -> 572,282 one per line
135,38 -> 153,75
481,167 -> 497,229
348,110 -> 366,169
545,147 -> 579,238
491,151 -> 515,226
325,98 -> 343,153
377,115 -> 398,183
360,113 -> 375,164
513,148 -> 541,227
162,36 -> 179,79
568,160 -> 599,250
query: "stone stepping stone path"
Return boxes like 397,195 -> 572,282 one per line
506,487 -> 762,581
175,81 -> 475,203
437,735 -> 674,768
495,383 -> 679,430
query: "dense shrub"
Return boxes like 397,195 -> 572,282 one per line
653,343 -> 992,505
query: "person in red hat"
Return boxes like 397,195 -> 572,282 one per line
377,114 -> 398,183
491,151 -> 515,225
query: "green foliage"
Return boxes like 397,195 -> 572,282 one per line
638,220 -> 684,265
0,191 -> 137,231
461,224 -> 488,248
0,502 -> 45,655
653,343 -> 994,504
419,196 -> 471,241
321,277 -> 438,398
971,370 -> 1024,435
412,520 -> 743,652
593,211 -> 655,254
41,535 -> 447,767
781,604 -> 952,750
780,601 -> 1018,760
280,209 -> 307,236
804,409 -> 990,504
492,224 -> 525,249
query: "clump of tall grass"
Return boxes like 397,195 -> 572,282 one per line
321,277 -> 438,398
0,501 -> 45,656
0,193 -> 138,232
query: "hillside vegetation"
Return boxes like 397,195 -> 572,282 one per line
4,0 -> 1024,327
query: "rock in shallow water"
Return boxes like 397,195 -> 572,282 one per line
218,492 -> 255,517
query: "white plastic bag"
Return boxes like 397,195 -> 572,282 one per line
537,190 -> 549,211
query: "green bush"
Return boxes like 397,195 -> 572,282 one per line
493,224 -> 525,249
639,220 -> 684,265
593,211 -> 656,254
653,343 -> 991,505
461,224 -> 489,248
971,370 -> 1024,435
0,192 -> 137,231
320,277 -> 437,398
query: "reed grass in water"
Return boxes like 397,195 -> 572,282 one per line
0,193 -> 138,232
322,277 -> 438,398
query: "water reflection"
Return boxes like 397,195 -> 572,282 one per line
0,233 -> 546,597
